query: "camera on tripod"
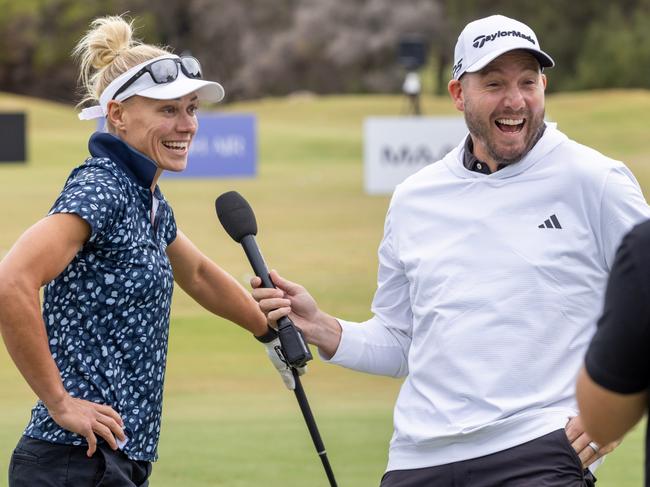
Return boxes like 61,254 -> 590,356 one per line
398,35 -> 428,115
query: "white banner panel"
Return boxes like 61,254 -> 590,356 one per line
364,116 -> 468,195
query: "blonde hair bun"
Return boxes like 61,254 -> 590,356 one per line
80,16 -> 136,71
74,15 -> 169,106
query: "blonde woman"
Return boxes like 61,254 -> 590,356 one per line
0,16 -> 286,486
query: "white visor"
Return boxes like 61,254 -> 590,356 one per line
79,54 -> 225,120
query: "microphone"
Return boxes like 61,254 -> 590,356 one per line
215,191 -> 313,368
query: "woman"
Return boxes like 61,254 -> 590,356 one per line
0,15 -> 285,486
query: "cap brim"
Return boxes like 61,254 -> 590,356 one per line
464,48 -> 555,75
137,78 -> 225,103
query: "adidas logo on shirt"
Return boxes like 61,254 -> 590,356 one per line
538,214 -> 562,229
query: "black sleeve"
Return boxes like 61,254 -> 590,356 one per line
584,221 -> 650,394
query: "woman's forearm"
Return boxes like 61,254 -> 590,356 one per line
190,259 -> 268,336
0,278 -> 68,409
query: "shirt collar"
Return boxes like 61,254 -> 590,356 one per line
88,132 -> 158,189
462,124 -> 547,174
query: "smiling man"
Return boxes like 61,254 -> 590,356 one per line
252,14 -> 650,487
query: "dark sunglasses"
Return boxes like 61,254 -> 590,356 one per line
112,56 -> 203,100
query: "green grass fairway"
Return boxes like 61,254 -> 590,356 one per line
0,90 -> 649,486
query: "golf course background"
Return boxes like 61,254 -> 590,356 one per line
0,90 -> 647,486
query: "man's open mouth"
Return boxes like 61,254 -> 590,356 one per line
495,118 -> 525,133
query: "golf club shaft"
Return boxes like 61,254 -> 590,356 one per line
292,369 -> 338,487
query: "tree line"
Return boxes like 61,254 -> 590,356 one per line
0,0 -> 648,104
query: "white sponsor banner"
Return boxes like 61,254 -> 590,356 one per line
364,116 -> 468,195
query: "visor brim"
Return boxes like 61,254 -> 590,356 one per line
136,78 -> 225,103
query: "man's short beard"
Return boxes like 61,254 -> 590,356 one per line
464,107 -> 546,166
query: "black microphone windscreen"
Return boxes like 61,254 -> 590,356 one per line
215,191 -> 258,242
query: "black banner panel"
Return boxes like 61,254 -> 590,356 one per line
0,113 -> 26,162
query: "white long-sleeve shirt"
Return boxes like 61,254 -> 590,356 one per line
325,123 -> 650,471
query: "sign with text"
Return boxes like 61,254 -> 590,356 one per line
364,116 -> 467,194
164,113 -> 256,178
0,113 -> 26,163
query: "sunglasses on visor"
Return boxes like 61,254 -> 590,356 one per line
111,56 -> 203,100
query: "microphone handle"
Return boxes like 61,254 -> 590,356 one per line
240,235 -> 313,368
241,234 -> 274,288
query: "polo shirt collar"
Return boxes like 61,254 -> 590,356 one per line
446,122 -> 568,180
88,132 -> 158,189
463,137 -> 506,174
462,124 -> 547,174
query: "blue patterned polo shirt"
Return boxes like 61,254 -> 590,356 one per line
24,132 -> 177,461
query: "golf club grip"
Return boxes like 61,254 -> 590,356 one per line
293,370 -> 338,487
277,317 -> 312,368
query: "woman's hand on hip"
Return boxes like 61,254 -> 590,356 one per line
48,394 -> 126,457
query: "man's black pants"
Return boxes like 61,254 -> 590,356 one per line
8,435 -> 152,487
381,429 -> 597,487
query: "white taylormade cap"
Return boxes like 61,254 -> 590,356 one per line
79,54 -> 225,120
451,15 -> 554,80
